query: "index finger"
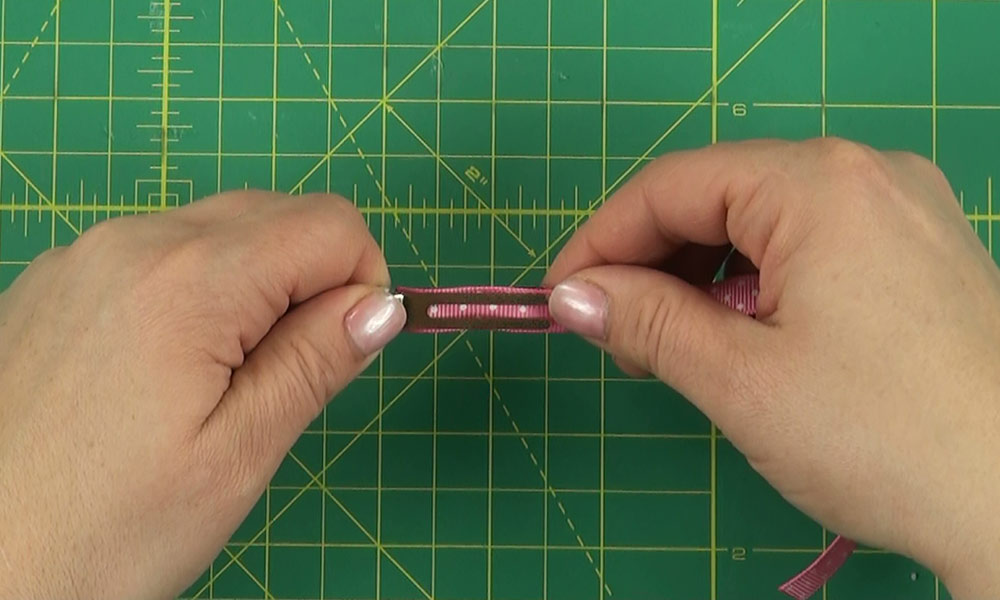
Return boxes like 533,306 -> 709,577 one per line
543,139 -> 797,286
210,192 -> 389,300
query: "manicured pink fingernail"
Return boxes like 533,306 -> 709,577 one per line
549,279 -> 608,340
346,291 -> 406,355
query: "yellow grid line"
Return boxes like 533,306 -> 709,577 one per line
755,101 -> 1000,111
0,93 -> 733,106
49,0 -> 60,245
320,3 -> 333,598
106,0 -> 116,207
248,485 -> 711,494
431,3 -> 443,592
599,0 -> 609,597
219,542 -> 723,551
0,40 -> 714,51
154,0 -> 174,210
0,0 -> 5,245
488,4 -> 497,596
157,0 -> 172,208
989,177 -> 994,255
263,0 -> 278,594
544,2 -> 552,594
709,0 -> 719,597
820,3 -> 829,596
821,0 -> 827,137
932,0 -> 938,164
215,0 -> 225,206
270,0 -> 279,192
378,0 -> 388,595
753,547 -> 892,555
12,202 -> 1000,223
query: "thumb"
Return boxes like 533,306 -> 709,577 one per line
548,266 -> 771,421
202,285 -> 405,474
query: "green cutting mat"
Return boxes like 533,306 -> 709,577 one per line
0,0 -> 996,598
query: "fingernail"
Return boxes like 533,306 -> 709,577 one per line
549,279 -> 608,340
346,291 -> 406,355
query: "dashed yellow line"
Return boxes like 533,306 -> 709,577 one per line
275,0 -> 437,285
466,339 -> 614,597
0,2 -> 59,97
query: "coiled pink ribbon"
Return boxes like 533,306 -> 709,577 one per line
395,274 -> 853,598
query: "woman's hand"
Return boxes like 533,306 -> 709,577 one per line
545,138 -> 1000,599
0,191 -> 405,599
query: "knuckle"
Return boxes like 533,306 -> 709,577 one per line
813,137 -> 887,174
293,193 -> 372,246
128,236 -> 216,305
328,194 -> 369,228
72,217 -> 128,253
304,192 -> 354,212
69,217 -> 161,278
211,189 -> 271,213
892,149 -> 932,170
27,246 -> 65,270
156,237 -> 215,279
902,152 -> 952,194
808,135 -> 864,161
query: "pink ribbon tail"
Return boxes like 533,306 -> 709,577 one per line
778,535 -> 857,600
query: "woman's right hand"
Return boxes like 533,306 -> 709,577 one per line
545,138 -> 1000,599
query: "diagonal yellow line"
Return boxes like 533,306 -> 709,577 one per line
190,334 -> 465,598
0,151 -> 80,236
388,105 -> 538,257
220,546 -> 275,600
288,0 -> 493,194
285,452 -> 435,600
505,0 -> 809,287
289,104 -> 382,195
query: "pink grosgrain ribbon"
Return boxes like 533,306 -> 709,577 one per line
395,285 -> 566,333
395,274 -> 853,598
778,536 -> 857,599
